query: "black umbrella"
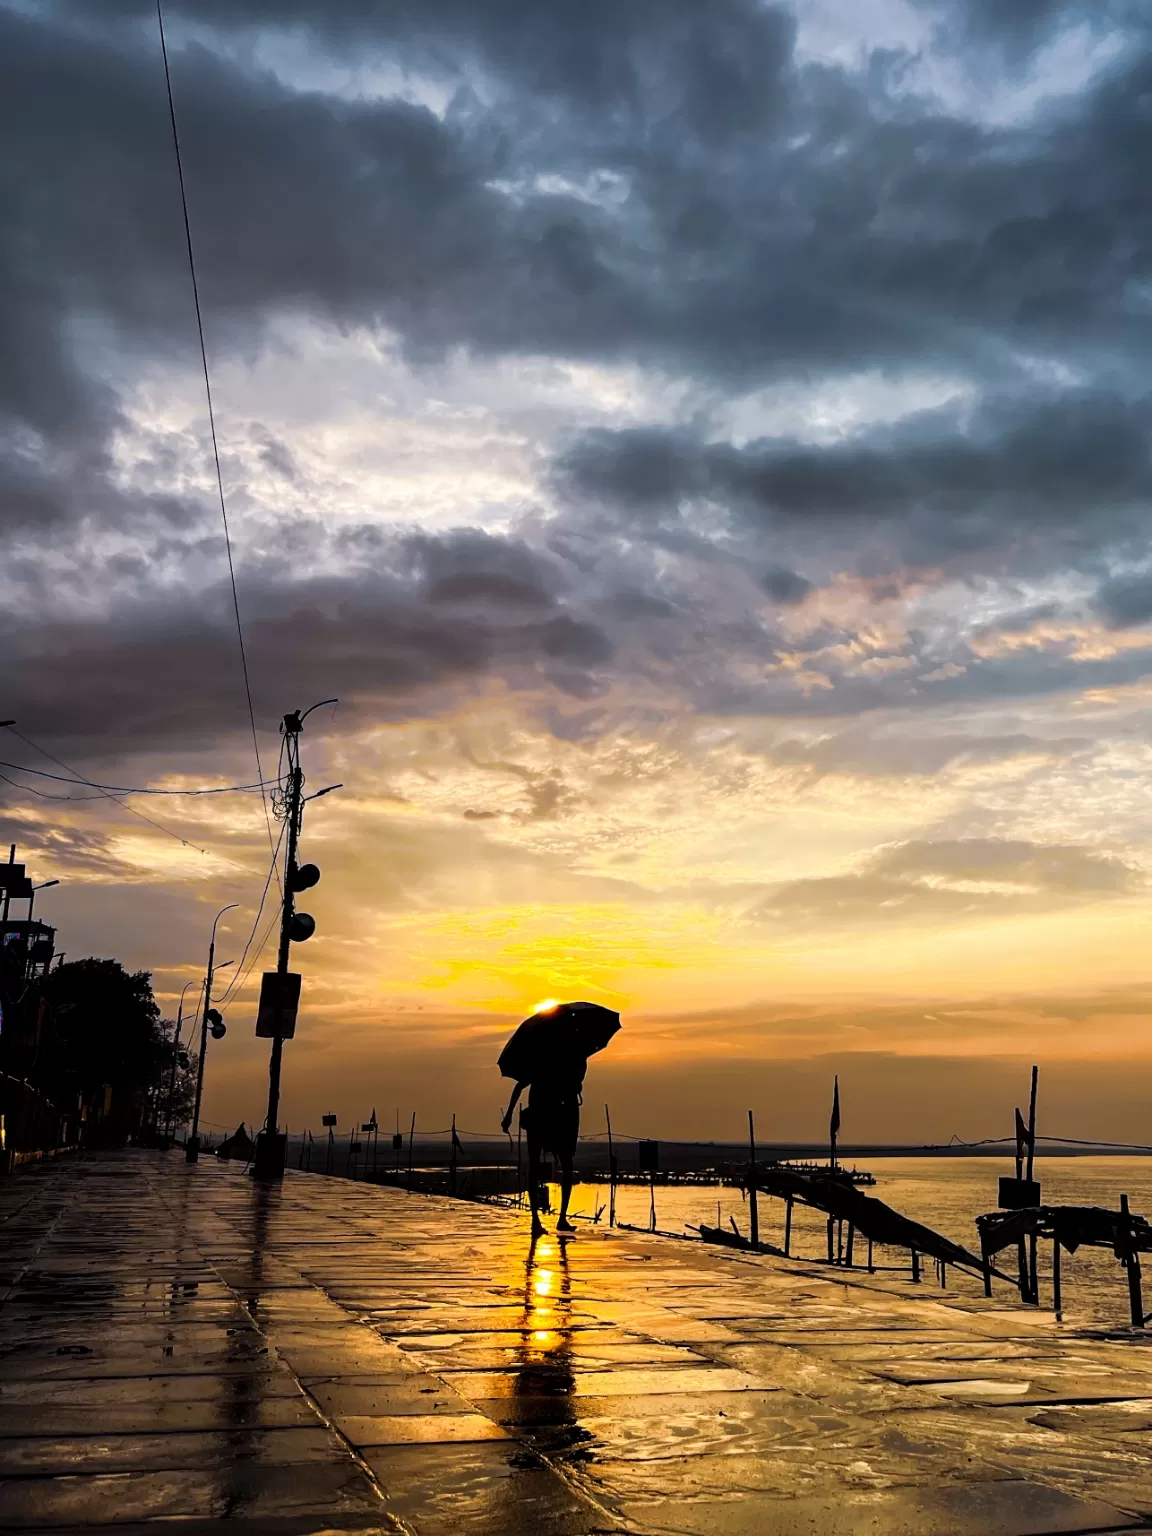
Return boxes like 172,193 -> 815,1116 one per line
498,1001 -> 621,1082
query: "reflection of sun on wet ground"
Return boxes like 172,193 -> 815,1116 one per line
504,1234 -> 592,1455
520,1240 -> 564,1355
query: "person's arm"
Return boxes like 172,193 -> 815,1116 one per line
501,1081 -> 527,1134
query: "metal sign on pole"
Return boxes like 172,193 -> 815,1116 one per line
256,972 -> 301,1039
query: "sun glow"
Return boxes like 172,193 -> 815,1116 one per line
533,998 -> 560,1013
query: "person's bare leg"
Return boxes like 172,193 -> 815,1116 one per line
527,1138 -> 546,1236
557,1157 -> 575,1232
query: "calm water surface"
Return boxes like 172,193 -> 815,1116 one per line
556,1156 -> 1152,1328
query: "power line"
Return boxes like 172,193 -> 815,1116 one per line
0,768 -> 111,803
155,0 -> 278,876
216,904 -> 280,1013
0,759 -> 282,796
1,723 -> 225,858
217,821 -> 286,1005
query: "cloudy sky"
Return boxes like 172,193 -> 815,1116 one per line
5,0 -> 1152,1142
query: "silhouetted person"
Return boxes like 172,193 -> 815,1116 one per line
502,1040 -> 586,1237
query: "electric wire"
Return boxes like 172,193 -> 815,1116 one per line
0,768 -> 111,803
155,0 -> 278,876
217,820 -> 287,1006
0,759 -> 282,796
1,723 -> 227,859
217,907 -> 280,1013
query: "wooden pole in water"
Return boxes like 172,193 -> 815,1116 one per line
1025,1066 -> 1038,1181
784,1195 -> 793,1257
911,1248 -> 920,1283
846,1223 -> 855,1267
981,1233 -> 993,1298
450,1113 -> 458,1196
867,1236 -> 874,1273
407,1112 -> 415,1191
747,1110 -> 759,1250
1052,1234 -> 1062,1317
605,1104 -> 616,1228
1026,1065 -> 1039,1304
1121,1194 -> 1144,1328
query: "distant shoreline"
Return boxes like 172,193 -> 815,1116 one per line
279,1134 -> 1152,1179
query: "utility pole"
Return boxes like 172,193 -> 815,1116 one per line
253,702 -> 339,1181
186,905 -> 236,1164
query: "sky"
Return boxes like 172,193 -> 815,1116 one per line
4,0 -> 1152,1144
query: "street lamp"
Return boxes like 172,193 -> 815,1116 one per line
253,700 -> 340,1181
164,979 -> 199,1143
28,879 -> 59,922
186,903 -> 237,1165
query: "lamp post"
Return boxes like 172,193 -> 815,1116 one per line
28,879 -> 59,922
164,979 -> 198,1143
253,700 -> 340,1181
185,903 -> 236,1165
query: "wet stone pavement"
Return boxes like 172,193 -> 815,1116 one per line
4,1156 -> 1152,1534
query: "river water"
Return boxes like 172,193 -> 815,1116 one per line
554,1156 -> 1152,1328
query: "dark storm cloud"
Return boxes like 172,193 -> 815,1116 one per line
555,389 -> 1152,571
1094,573 -> 1152,628
0,531 -> 618,760
749,837 -> 1142,930
916,0 -> 1148,55
760,567 -> 814,606
5,0 -> 1152,760
10,0 -> 1152,481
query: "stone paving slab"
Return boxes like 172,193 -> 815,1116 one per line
2,1154 -> 1152,1533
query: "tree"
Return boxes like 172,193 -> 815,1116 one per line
39,959 -> 166,1139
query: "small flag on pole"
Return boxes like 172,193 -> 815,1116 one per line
830,1075 -> 841,1139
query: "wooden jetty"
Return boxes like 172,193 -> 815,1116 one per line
708,1163 -> 1013,1290
977,1199 -> 1152,1322
582,1159 -> 875,1188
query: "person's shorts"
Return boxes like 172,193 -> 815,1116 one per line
522,1097 -> 580,1162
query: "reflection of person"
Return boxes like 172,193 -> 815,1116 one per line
511,1234 -> 577,1441
502,1041 -> 586,1237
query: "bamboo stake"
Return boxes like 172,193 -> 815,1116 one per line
1122,1193 -> 1144,1327
1027,1065 -> 1039,1303
748,1110 -> 759,1250
605,1104 -> 616,1228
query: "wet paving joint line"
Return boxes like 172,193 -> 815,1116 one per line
143,1171 -> 410,1536
151,1164 -> 638,1534
0,1170 -> 84,1305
